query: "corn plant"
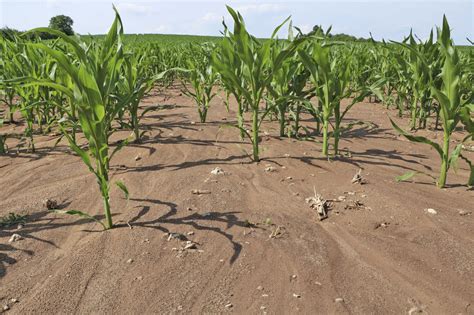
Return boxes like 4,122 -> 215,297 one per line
0,119 -> 6,154
299,35 -> 383,156
181,43 -> 217,123
391,16 -> 473,188
393,31 -> 443,130
266,23 -> 313,138
0,37 -> 20,123
213,6 -> 303,161
212,31 -> 246,139
115,51 -> 157,142
15,7 -> 131,229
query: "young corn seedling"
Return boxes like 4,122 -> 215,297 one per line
391,16 -> 473,188
267,23 -> 313,138
393,31 -> 442,130
0,119 -> 6,154
116,52 -> 158,143
213,6 -> 304,161
0,37 -> 21,123
212,19 -> 247,139
299,35 -> 383,156
15,7 -> 131,229
181,44 -> 217,123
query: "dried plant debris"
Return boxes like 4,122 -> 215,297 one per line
269,225 -> 286,239
374,221 -> 390,229
191,189 -> 211,195
344,200 -> 371,211
183,241 -> 197,250
43,198 -> 58,210
351,169 -> 367,185
167,232 -> 188,241
8,233 -> 23,243
306,188 -> 330,221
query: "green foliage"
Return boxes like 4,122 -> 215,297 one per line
390,16 -> 473,188
0,27 -> 20,41
19,7 -> 130,229
213,6 -> 303,161
49,15 -> 74,36
0,119 -> 5,154
181,44 -> 218,123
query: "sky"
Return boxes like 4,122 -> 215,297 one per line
0,0 -> 472,44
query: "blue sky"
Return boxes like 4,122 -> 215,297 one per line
0,0 -> 472,44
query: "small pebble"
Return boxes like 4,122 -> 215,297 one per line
3,305 -> 9,311
187,231 -> 194,236
225,303 -> 233,308
126,258 -> 133,264
10,298 -> 18,303
134,155 -> 141,161
425,208 -> 437,215
257,285 -> 264,291
335,297 -> 344,303
293,293 -> 301,298
211,167 -> 224,175
264,166 -> 276,173
8,234 -> 23,243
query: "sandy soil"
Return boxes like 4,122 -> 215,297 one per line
0,85 -> 473,314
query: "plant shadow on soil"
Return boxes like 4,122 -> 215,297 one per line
113,197 -> 257,264
1,197 -> 255,277
0,202 -> 108,279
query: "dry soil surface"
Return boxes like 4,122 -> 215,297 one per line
1,85 -> 473,314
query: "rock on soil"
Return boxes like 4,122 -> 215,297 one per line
8,233 -> 23,243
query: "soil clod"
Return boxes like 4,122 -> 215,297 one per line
43,198 -> 58,210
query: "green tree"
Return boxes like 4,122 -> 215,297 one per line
49,15 -> 74,36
